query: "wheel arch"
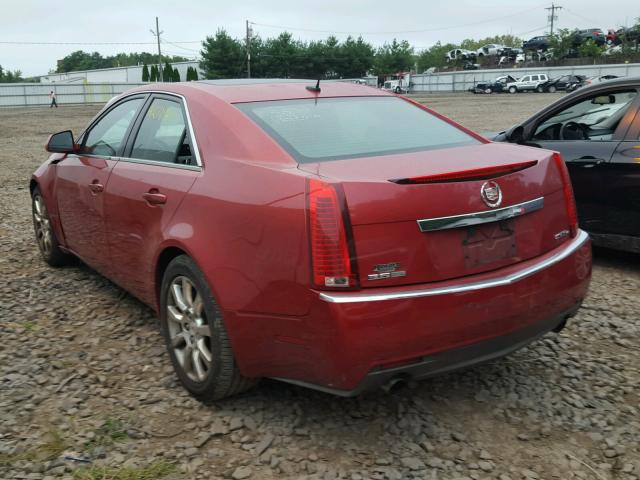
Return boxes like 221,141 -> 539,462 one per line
154,245 -> 190,311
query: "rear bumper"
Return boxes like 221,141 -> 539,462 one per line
276,304 -> 578,396
269,230 -> 592,393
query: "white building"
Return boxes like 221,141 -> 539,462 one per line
40,61 -> 202,84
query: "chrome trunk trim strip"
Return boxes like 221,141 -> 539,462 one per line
318,229 -> 589,304
417,197 -> 544,232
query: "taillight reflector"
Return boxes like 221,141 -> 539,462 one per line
391,160 -> 538,184
552,153 -> 578,238
307,179 -> 357,289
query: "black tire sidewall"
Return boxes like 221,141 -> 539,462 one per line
159,256 -> 228,397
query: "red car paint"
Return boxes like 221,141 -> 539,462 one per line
31,81 -> 591,395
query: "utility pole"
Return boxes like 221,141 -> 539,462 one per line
246,20 -> 252,79
545,3 -> 562,35
150,17 -> 163,82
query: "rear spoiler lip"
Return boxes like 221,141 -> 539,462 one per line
390,160 -> 538,185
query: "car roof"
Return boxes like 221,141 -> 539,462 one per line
125,79 -> 389,104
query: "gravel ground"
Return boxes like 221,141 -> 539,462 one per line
1,94 -> 639,480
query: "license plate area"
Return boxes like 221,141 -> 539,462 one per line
463,220 -> 516,268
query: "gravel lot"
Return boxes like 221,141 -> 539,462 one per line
1,93 -> 639,480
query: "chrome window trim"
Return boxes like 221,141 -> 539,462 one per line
114,156 -> 202,172
417,197 -> 544,232
318,229 -> 589,304
84,90 -> 203,167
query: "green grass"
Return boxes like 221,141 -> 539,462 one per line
72,461 -> 176,480
0,428 -> 66,466
85,418 -> 130,453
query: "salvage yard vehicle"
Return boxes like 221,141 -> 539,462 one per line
494,76 -> 640,253
523,35 -> 550,51
508,74 -> 549,93
446,48 -> 476,61
31,79 -> 591,400
541,75 -> 586,93
476,44 -> 506,56
472,75 -> 518,94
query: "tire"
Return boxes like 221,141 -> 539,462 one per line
536,85 -> 545,93
509,86 -> 517,94
548,85 -> 557,93
31,186 -> 72,267
394,86 -> 401,94
159,255 -> 256,402
484,88 -> 492,94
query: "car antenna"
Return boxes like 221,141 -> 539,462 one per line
306,79 -> 321,93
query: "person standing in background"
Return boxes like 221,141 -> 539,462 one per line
49,91 -> 57,108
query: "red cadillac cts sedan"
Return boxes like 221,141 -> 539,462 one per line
31,80 -> 592,400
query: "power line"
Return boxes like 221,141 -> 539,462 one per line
0,40 -> 201,46
249,3 -> 548,35
161,38 -> 200,53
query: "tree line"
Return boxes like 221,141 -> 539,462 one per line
55,50 -> 190,73
0,65 -> 25,83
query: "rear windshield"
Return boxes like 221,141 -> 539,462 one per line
235,96 -> 480,163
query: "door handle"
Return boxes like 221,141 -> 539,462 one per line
88,182 -> 104,194
143,191 -> 167,205
568,157 -> 604,168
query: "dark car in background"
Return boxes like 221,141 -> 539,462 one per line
575,28 -> 606,46
494,77 -> 640,253
523,36 -> 550,51
542,75 -> 587,93
472,75 -> 518,94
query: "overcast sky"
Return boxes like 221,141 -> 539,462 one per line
1,0 -> 637,76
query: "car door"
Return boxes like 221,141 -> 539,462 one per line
103,93 -> 201,306
527,89 -> 639,233
598,96 -> 640,240
55,95 -> 146,272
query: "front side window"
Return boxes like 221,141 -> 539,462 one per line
131,98 -> 191,164
521,76 -> 530,82
236,96 -> 480,163
533,90 -> 638,141
83,98 -> 144,156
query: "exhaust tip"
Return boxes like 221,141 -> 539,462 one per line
380,375 -> 408,394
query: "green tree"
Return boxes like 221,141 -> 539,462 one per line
163,61 -> 173,82
150,64 -> 157,82
191,67 -> 199,80
142,64 -> 149,82
416,42 -> 458,71
200,29 -> 245,79
0,64 -> 24,83
373,39 -> 414,75
172,67 -> 181,82
56,50 -> 188,73
547,29 -> 579,59
578,39 -> 605,58
259,32 -> 303,78
337,36 -> 375,78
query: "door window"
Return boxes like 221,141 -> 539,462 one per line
131,98 -> 191,164
83,98 -> 144,156
531,75 -> 539,81
533,90 -> 638,141
521,76 -> 530,82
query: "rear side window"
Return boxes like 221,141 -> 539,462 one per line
131,98 -> 190,163
236,97 -> 479,163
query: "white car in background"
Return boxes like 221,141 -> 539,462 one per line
508,73 -> 549,93
476,44 -> 506,56
446,49 -> 476,61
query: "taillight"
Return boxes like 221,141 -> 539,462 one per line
552,153 -> 578,238
307,178 -> 358,289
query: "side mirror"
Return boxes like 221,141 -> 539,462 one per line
591,95 -> 615,105
46,130 -> 79,153
505,125 -> 525,143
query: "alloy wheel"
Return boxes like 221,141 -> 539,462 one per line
33,194 -> 52,256
166,275 -> 213,382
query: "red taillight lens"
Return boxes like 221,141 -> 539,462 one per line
307,179 -> 357,289
552,153 -> 578,238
